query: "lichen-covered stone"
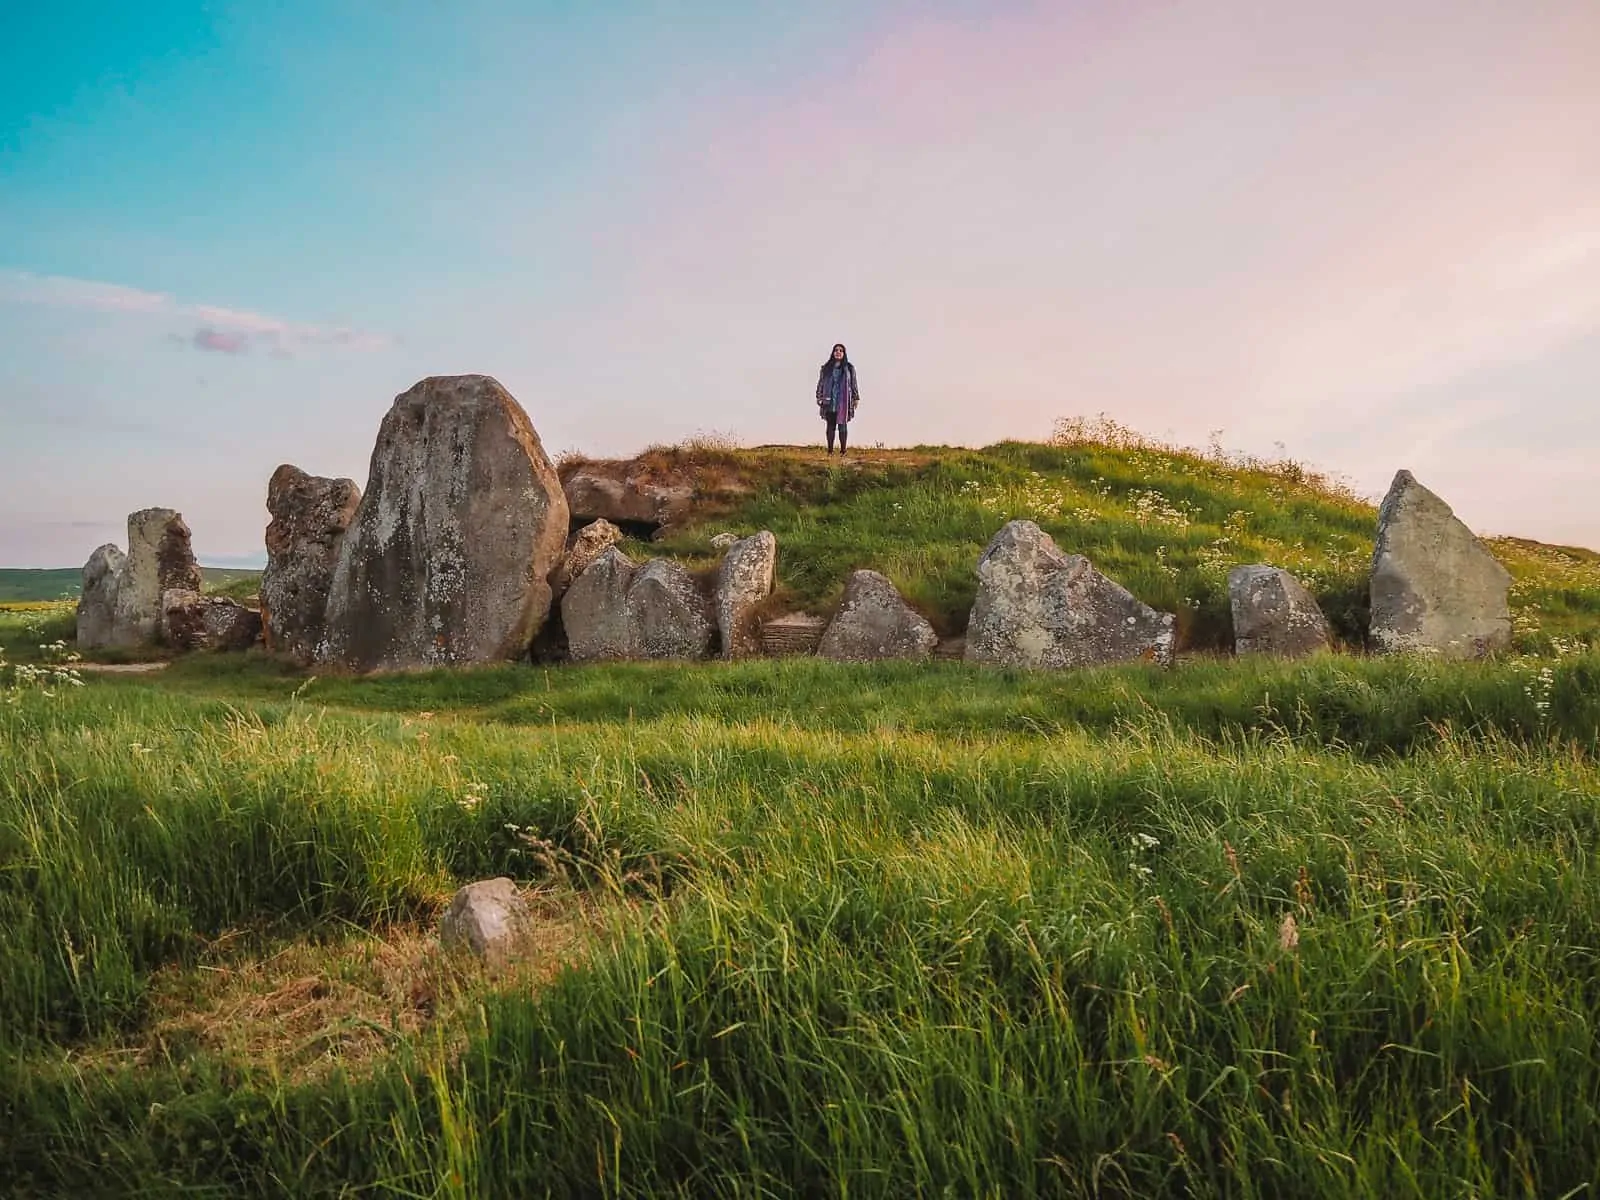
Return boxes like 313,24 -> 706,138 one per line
561,547 -> 636,662
964,520 -> 1175,669
550,518 -> 624,599
1228,565 -> 1331,657
1369,470 -> 1511,659
625,559 -> 716,659
318,375 -> 569,671
111,509 -> 202,648
261,464 -> 361,664
818,570 -> 937,662
715,531 -> 776,659
76,544 -> 126,650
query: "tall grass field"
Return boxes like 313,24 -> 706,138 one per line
4,426 -> 1600,1197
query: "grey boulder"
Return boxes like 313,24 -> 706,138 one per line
75,544 -> 127,650
550,518 -> 624,600
440,878 -> 529,963
964,520 -> 1175,669
818,570 -> 937,662
1228,565 -> 1332,657
1369,470 -> 1511,659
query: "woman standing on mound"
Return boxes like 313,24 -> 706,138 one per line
815,343 -> 860,455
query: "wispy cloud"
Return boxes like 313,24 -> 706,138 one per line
0,269 -> 390,355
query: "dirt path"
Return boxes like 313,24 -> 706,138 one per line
76,661 -> 170,674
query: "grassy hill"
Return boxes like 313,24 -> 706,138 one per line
0,566 -> 261,604
582,418 -> 1600,654
5,423 -> 1600,1196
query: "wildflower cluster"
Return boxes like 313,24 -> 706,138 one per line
1128,831 -> 1160,883
1,638 -> 85,703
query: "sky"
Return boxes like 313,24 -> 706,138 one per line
2,0 -> 1597,568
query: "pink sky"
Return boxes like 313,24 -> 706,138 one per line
3,0 -> 1598,564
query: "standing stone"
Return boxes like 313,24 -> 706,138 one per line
715,531 -> 777,659
112,509 -> 202,648
965,520 -> 1176,669
161,590 -> 264,652
818,570 -> 938,662
561,547 -> 636,662
625,559 -> 716,659
550,518 -> 624,599
261,464 -> 361,664
318,375 -> 570,671
1228,565 -> 1332,657
1369,470 -> 1512,659
439,878 -> 530,963
76,544 -> 126,650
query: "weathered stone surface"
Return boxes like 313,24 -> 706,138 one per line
261,464 -> 361,664
1369,470 -> 1512,659
318,375 -> 570,671
562,462 -> 695,528
561,547 -> 636,662
761,612 -> 827,657
626,559 -> 716,659
715,531 -> 777,659
76,544 -> 126,650
550,518 -> 624,599
964,520 -> 1176,669
439,878 -> 528,962
161,589 -> 263,652
1228,565 -> 1332,657
818,570 -> 937,662
709,532 -> 740,551
111,509 -> 202,648
562,550 -> 715,661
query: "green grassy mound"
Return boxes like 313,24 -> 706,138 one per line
579,420 -> 1600,653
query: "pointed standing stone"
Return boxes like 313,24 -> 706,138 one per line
1368,470 -> 1511,659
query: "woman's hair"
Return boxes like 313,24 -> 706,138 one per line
821,343 -> 850,370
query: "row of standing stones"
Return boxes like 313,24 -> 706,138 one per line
75,374 -> 1514,670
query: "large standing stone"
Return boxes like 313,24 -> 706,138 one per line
561,547 -> 637,662
625,559 -> 716,659
161,589 -> 263,652
112,509 -> 202,648
1369,470 -> 1511,659
318,375 -> 570,671
1228,565 -> 1332,658
76,544 -> 126,650
964,520 -> 1175,669
440,878 -> 530,964
549,518 -> 624,599
818,570 -> 937,662
715,531 -> 777,659
261,464 -> 361,664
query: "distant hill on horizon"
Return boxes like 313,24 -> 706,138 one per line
0,566 -> 262,605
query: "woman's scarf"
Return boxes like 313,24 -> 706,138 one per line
828,363 -> 853,422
